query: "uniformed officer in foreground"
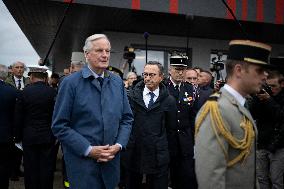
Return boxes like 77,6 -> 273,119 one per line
195,40 -> 272,189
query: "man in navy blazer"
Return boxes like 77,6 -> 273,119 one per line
0,64 -> 18,189
52,34 -> 133,189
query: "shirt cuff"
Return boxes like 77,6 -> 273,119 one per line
116,143 -> 122,150
84,146 -> 93,156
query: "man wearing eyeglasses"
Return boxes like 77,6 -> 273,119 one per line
124,61 -> 177,189
165,55 -> 198,189
5,61 -> 29,181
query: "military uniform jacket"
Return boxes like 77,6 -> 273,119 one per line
165,79 -> 197,157
14,81 -> 56,145
195,88 -> 258,189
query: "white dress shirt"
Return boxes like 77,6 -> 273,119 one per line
223,84 -> 246,107
14,76 -> 24,90
143,86 -> 159,108
88,65 -> 104,78
170,77 -> 181,90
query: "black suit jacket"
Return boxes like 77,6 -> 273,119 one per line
0,80 -> 18,143
14,81 -> 56,145
125,81 -> 177,174
196,84 -> 213,110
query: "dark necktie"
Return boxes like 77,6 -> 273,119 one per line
175,85 -> 179,91
97,77 -> 104,87
17,79 -> 21,90
244,100 -> 250,110
172,85 -> 179,101
148,92 -> 155,108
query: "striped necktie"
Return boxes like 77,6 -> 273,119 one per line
17,79 -> 21,90
148,92 -> 155,108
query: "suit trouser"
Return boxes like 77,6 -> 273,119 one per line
170,156 -> 197,189
11,144 -> 23,177
125,170 -> 168,189
23,143 -> 56,189
256,149 -> 284,189
0,143 -> 13,189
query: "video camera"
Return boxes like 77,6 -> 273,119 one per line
210,53 -> 224,72
259,83 -> 273,96
123,46 -> 136,63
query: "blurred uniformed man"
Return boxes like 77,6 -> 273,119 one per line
195,40 -> 272,189
14,67 -> 57,189
0,64 -> 18,189
69,52 -> 86,73
165,55 -> 198,189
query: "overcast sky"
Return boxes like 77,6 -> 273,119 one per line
0,0 -> 40,67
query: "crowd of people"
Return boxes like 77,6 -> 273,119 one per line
0,34 -> 284,189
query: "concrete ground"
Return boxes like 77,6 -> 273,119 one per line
8,152 -> 170,189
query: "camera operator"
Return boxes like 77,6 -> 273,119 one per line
249,70 -> 284,189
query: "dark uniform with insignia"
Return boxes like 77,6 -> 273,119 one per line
14,67 -> 57,189
165,56 -> 198,189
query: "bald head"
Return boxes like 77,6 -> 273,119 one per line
185,69 -> 198,85
197,71 -> 212,87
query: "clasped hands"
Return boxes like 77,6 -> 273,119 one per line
88,144 -> 121,162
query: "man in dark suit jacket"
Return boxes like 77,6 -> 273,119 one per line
14,67 -> 57,189
125,61 -> 177,189
5,61 -> 29,90
0,64 -> 18,189
5,61 -> 29,180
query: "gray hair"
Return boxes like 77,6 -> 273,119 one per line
83,34 -> 110,53
0,64 -> 8,80
126,72 -> 137,79
11,61 -> 27,70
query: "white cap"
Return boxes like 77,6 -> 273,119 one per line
71,52 -> 86,65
